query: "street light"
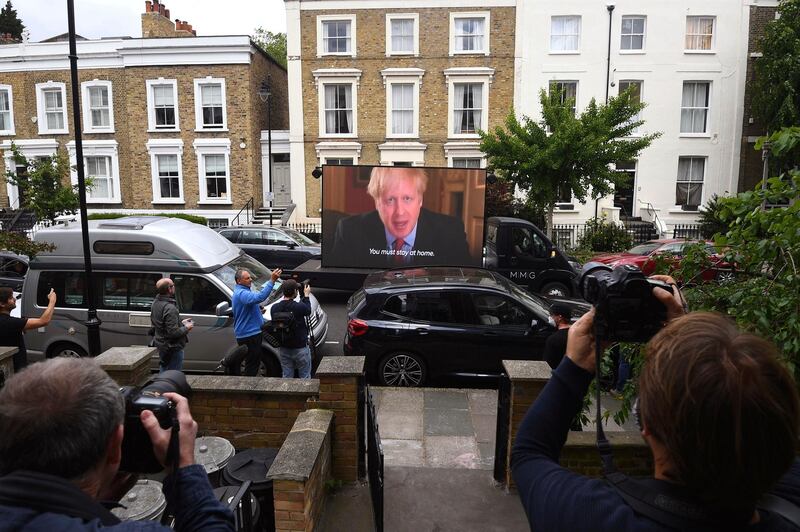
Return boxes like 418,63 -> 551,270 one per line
258,81 -> 273,208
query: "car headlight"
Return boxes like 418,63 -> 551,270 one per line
568,260 -> 581,272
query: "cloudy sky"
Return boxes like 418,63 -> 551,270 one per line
15,0 -> 287,42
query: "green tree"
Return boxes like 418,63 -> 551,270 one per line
753,0 -> 800,133
0,1 -> 24,40
480,87 -> 660,235
252,28 -> 287,68
5,146 -> 80,223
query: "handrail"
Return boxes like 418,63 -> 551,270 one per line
636,199 -> 667,237
232,197 -> 254,226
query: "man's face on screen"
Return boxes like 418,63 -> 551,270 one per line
375,174 -> 423,241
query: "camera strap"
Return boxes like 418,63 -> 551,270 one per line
161,413 -> 181,524
594,323 -> 615,475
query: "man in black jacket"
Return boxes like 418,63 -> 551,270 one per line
269,280 -> 312,379
151,278 -> 193,372
0,358 -> 234,531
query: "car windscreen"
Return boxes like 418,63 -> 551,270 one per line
211,254 -> 283,303
507,282 -> 551,320
628,242 -> 662,256
282,228 -> 318,246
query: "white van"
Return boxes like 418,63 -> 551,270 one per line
23,217 -> 328,373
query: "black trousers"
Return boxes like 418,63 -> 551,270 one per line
236,333 -> 263,376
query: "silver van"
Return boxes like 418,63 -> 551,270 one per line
23,216 -> 328,373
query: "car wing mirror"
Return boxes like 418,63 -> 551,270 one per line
215,301 -> 233,317
287,242 -> 298,249
525,318 -> 539,337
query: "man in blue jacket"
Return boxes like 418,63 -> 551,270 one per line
0,358 -> 234,531
231,267 -> 281,376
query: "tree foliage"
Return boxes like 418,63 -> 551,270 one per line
5,146 -> 80,223
0,231 -> 53,258
479,87 -> 660,233
753,0 -> 800,133
0,1 -> 24,40
252,28 -> 287,68
696,194 -> 730,239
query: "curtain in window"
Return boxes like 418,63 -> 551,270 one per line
157,154 -> 180,198
680,82 -> 708,133
454,83 -> 481,134
153,86 -> 173,106
391,84 -> 413,135
86,156 -> 111,199
89,87 -> 109,128
204,154 -> 227,198
685,17 -> 713,50
676,157 -> 704,206
324,21 -> 350,53
0,91 -> 8,130
455,18 -> 484,52
324,85 -> 351,134
391,19 -> 413,52
44,89 -> 64,130
551,16 -> 579,51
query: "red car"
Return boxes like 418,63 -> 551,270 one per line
589,239 -> 734,282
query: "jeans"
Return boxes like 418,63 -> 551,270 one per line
616,357 -> 631,391
159,348 -> 184,373
279,346 -> 311,379
236,333 -> 263,376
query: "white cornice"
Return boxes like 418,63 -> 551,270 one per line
443,66 -> 495,85
299,0 -> 515,9
378,141 -> 428,151
379,67 -> 425,87
311,68 -> 363,89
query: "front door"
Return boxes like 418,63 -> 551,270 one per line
13,163 -> 27,208
614,161 -> 636,217
273,158 -> 291,205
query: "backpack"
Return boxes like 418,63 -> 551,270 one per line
263,310 -> 296,347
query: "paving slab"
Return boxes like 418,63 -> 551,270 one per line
382,439 -> 425,467
378,388 -> 424,412
468,389 -> 498,415
424,436 -> 480,469
424,390 -> 469,410
471,413 -> 498,444
319,481 -> 374,532
378,411 -> 423,440
424,408 -> 474,437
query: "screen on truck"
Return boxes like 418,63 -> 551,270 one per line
321,165 -> 486,269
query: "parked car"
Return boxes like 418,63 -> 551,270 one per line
217,226 -> 321,269
343,266 -> 589,386
589,239 -> 734,282
0,251 -> 28,291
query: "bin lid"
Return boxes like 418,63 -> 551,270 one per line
222,448 -> 279,489
194,436 -> 235,475
111,479 -> 166,522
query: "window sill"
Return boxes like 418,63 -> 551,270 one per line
84,129 -> 115,134
148,128 -> 181,133
318,52 -> 356,58
385,134 -> 420,140
195,127 -> 229,133
0,131 -> 15,136
152,200 -> 185,205
678,133 -> 711,138
319,133 -> 358,139
683,50 -> 715,55
619,50 -> 646,55
548,51 -> 580,55
87,199 -> 122,204
38,129 -> 69,135
668,208 -> 700,214
386,52 -> 418,57
450,50 -> 490,57
448,133 -> 481,140
198,200 -> 233,205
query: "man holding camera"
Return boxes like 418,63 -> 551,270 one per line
269,279 -> 313,379
512,276 -> 800,530
0,286 -> 57,371
0,358 -> 234,531
151,278 -> 193,373
232,267 -> 281,376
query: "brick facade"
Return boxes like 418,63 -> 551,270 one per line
293,4 -> 516,217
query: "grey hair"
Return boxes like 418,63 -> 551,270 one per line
234,269 -> 249,284
0,358 -> 125,479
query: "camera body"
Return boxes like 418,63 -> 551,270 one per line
578,262 -> 673,343
119,370 -> 190,473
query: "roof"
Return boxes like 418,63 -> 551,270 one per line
363,266 -> 510,293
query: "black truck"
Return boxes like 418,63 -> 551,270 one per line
285,216 -> 580,297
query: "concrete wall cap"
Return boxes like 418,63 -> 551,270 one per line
0,346 -> 19,363
502,360 -> 551,381
566,430 -> 646,448
95,346 -> 156,370
267,409 -> 333,481
315,356 -> 365,376
186,375 -> 320,395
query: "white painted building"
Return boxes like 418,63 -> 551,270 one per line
514,0 -> 772,232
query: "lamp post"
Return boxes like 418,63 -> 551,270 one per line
258,81 -> 272,209
67,0 -> 101,356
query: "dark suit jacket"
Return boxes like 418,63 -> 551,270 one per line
327,208 -> 474,268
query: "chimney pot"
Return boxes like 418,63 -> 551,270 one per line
158,3 -> 165,16
164,8 -> 170,19
145,1 -> 152,13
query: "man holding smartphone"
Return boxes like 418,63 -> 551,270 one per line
151,278 -> 193,372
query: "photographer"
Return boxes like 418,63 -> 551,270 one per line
269,280 -> 312,379
0,358 -> 234,531
512,276 -> 800,530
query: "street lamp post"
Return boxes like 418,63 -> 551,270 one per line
67,0 -> 101,356
258,81 -> 272,210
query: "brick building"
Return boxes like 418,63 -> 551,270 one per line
0,1 -> 288,227
283,0 -> 516,221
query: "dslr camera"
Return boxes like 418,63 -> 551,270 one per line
578,262 -> 673,343
119,370 -> 191,473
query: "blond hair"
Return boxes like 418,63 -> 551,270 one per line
366,166 -> 428,201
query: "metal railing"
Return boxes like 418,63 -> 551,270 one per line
672,224 -> 704,239
232,197 -> 254,226
285,222 -> 322,243
366,385 -> 384,532
549,221 -> 658,250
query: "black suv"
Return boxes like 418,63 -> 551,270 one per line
344,266 -> 589,386
217,226 -> 321,269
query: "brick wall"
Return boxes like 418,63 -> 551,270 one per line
0,347 -> 17,389
297,6 -> 516,216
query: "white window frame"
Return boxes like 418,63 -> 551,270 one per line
146,139 -> 185,204
193,77 -> 228,132
685,16 -> 716,53
0,84 -> 15,135
381,69 -> 424,139
315,141 -> 363,167
446,68 -> 493,140
35,81 -> 69,135
193,138 -> 232,204
620,15 -> 646,53
1,139 -> 58,209
550,15 -> 581,54
317,15 -> 357,57
675,156 -> 706,209
66,140 -> 122,204
146,78 -> 180,132
618,80 -> 643,136
314,69 -> 362,139
81,80 -> 114,134
680,81 -> 711,137
386,13 -> 419,56
443,141 -> 486,168
549,80 -> 579,116
449,12 -> 490,56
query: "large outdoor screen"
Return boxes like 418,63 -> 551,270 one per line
321,165 -> 486,269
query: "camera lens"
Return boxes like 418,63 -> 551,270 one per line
143,370 -> 191,397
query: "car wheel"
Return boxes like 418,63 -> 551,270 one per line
716,270 -> 736,284
379,352 -> 426,387
47,342 -> 87,359
540,282 -> 570,298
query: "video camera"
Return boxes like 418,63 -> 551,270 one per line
577,262 -> 673,343
119,370 -> 191,473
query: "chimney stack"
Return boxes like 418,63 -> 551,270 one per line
145,1 -> 152,13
